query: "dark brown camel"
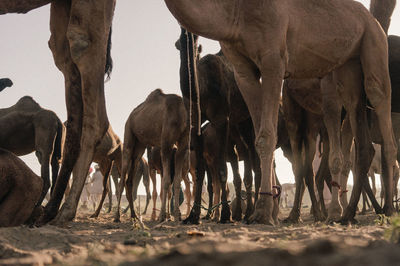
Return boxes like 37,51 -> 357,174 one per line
0,96 -> 63,207
282,79 -> 325,223
1,0 -> 116,225
115,89 -> 189,223
0,148 -> 43,227
0,78 -> 12,92
178,29 -> 255,224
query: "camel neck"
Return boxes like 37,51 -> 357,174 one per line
370,0 -> 396,34
164,0 -> 239,41
0,0 -> 51,15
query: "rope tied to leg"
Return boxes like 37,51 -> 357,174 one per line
259,185 -> 281,199
331,181 -> 348,197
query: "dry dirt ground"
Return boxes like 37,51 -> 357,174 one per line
1,205 -> 400,266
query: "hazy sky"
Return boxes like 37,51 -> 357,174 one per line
0,1 -> 399,194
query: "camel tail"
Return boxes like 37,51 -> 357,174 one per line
50,119 -> 63,193
105,26 -> 113,81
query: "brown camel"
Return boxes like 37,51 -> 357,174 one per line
0,78 -> 12,92
282,79 -> 325,223
178,30 -> 253,224
115,89 -> 189,223
147,146 -> 192,220
1,0 -> 116,225
0,148 -> 43,227
89,125 -> 122,218
0,96 -> 63,206
165,0 -> 398,225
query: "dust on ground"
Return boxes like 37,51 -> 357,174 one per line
1,206 -> 399,266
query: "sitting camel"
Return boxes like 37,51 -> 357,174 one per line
0,148 -> 43,227
0,96 -> 63,206
0,78 -> 13,92
115,89 -> 189,222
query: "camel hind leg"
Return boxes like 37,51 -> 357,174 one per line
141,158 -> 151,215
334,59 -> 375,223
361,28 -> 397,216
91,160 -> 113,218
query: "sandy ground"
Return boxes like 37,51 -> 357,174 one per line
1,202 -> 399,266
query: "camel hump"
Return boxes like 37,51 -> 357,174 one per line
147,88 -> 164,100
15,96 -> 41,111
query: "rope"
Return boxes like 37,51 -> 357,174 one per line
185,29 -> 193,173
331,181 -> 348,197
259,185 -> 282,199
193,200 -> 231,212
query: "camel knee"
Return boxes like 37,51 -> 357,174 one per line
364,78 -> 390,109
255,132 -> 275,160
67,26 -> 90,62
329,153 -> 343,177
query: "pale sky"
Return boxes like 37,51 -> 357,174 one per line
0,1 -> 399,194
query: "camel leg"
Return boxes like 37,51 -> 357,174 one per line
212,176 -> 221,222
303,113 -> 324,222
142,160 -> 151,215
173,136 -> 189,222
321,73 -> 344,223
243,152 -> 254,221
50,0 -> 115,224
38,1 -> 84,225
106,178 -> 112,213
114,133 -> 134,222
149,168 -> 157,221
339,116 -> 353,209
159,147 -> 173,222
361,33 -> 397,216
230,146 -> 242,221
183,133 -> 205,225
182,174 -> 191,218
91,161 -> 113,218
222,45 -> 283,224
335,60 -> 375,224
283,85 -> 306,223
126,151 -> 145,221
34,126 -> 55,207
203,164 -> 213,220
315,129 -> 330,218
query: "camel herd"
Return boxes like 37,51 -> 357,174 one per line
0,0 -> 400,230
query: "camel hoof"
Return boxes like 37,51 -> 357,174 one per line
90,213 -> 99,218
113,217 -> 121,223
202,214 -> 212,220
282,216 -> 302,224
182,212 -> 200,225
383,205 -> 395,217
325,215 -> 342,225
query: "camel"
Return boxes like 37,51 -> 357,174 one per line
177,29 -> 254,224
0,96 -> 63,206
0,148 -> 43,227
147,146 -> 192,220
1,0 -> 116,225
0,78 -> 12,92
114,89 -> 189,223
282,79 -> 325,223
89,125 -> 122,218
165,0 -> 397,224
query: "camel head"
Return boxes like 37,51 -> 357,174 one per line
175,37 -> 202,59
0,78 -> 13,92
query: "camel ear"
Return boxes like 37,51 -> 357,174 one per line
175,39 -> 181,51
197,45 -> 203,54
